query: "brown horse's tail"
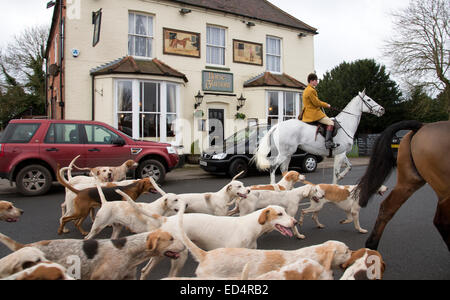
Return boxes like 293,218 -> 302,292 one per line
356,120 -> 423,207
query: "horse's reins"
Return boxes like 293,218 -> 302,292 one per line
325,95 -> 378,140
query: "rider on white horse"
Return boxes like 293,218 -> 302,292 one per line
300,73 -> 339,149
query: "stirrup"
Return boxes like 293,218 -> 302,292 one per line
325,142 -> 339,149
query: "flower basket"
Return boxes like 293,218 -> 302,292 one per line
234,112 -> 246,120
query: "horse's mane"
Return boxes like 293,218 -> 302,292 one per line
355,120 -> 423,207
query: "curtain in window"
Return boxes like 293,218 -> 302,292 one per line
207,26 -> 225,65
166,84 -> 177,137
128,13 -> 153,57
266,37 -> 281,72
117,81 -> 133,136
284,92 -> 296,120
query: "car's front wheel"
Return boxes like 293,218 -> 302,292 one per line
137,159 -> 166,183
16,164 -> 53,196
301,155 -> 318,173
228,158 -> 249,179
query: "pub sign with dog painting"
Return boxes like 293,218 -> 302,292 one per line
163,28 -> 200,58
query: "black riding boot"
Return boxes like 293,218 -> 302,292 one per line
325,125 -> 339,149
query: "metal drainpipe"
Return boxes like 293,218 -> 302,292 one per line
59,0 -> 64,119
91,74 -> 95,121
45,57 -> 48,118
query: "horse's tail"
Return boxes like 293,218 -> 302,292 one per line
252,124 -> 279,171
356,120 -> 423,207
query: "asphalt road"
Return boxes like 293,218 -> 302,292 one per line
0,166 -> 449,280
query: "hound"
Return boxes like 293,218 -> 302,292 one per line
0,201 -> 23,223
299,182 -> 388,233
250,171 -> 305,192
0,229 -> 185,280
0,247 -> 47,278
119,190 -> 297,279
56,165 -> 158,235
58,159 -> 142,234
227,171 -> 305,216
241,258 -> 334,280
229,184 -> 325,239
84,183 -> 185,240
340,248 -> 385,280
177,202 -> 353,279
161,171 -> 251,216
1,262 -> 74,280
71,155 -> 138,182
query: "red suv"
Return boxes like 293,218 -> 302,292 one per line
0,119 -> 179,196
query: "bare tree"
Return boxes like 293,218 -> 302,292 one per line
0,24 -> 48,92
384,0 -> 449,117
0,25 -> 49,123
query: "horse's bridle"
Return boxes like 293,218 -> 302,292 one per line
330,94 -> 379,117
358,94 -> 380,115
329,94 -> 380,140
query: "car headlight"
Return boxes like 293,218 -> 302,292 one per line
166,146 -> 177,154
212,153 -> 227,160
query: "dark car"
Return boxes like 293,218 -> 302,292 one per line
199,124 -> 323,178
0,119 -> 179,196
391,129 -> 410,158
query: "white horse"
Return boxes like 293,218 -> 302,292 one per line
254,90 -> 385,184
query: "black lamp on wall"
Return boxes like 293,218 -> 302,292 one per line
194,91 -> 204,109
237,94 -> 246,111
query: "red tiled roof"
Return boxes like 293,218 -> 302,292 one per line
90,56 -> 188,82
244,72 -> 307,90
169,0 -> 317,33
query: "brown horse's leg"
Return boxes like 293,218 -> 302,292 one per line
434,196 -> 450,251
366,181 -> 424,250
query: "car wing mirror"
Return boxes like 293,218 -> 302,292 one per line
112,137 -> 126,146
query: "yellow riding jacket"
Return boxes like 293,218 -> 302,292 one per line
301,85 -> 329,123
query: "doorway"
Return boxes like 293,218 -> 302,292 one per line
208,109 -> 224,147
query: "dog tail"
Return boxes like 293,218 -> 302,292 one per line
240,262 -> 250,280
0,232 -> 25,251
59,166 -> 70,182
148,177 -> 167,196
95,183 -> 108,205
232,171 -> 245,181
67,155 -> 81,180
115,189 -> 163,228
177,201 -> 206,263
56,164 -> 80,195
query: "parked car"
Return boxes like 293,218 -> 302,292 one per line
199,124 -> 323,178
0,119 -> 179,196
391,129 -> 410,158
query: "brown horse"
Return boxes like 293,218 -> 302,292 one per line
356,120 -> 450,251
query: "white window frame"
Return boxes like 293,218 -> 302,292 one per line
266,36 -> 282,73
266,91 -> 301,123
128,12 -> 154,59
114,79 -> 180,142
206,25 -> 226,66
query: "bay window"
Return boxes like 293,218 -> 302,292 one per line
116,80 -> 179,142
267,91 -> 301,125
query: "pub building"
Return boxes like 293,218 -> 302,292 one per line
45,0 -> 317,157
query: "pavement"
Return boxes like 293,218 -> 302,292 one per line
0,157 -> 370,194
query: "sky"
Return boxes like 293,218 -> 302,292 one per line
0,0 -> 411,77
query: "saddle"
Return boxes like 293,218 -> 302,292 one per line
304,119 -> 341,140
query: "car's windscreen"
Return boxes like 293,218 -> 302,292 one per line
0,123 -> 40,143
